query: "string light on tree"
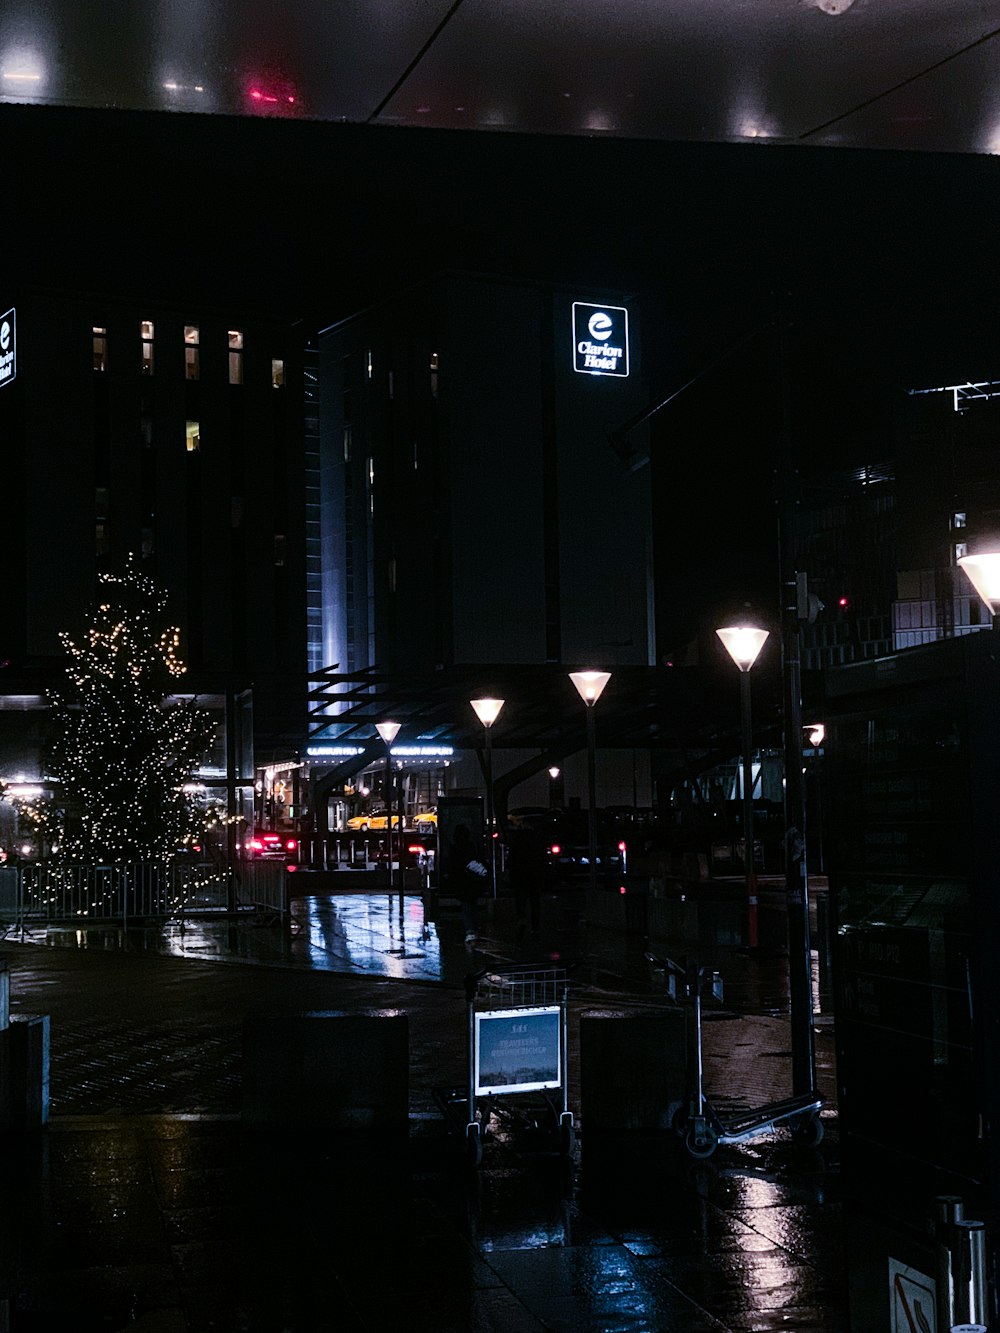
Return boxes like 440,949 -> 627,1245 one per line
13,554 -> 215,866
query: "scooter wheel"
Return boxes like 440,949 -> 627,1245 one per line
684,1123 -> 719,1159
790,1113 -> 824,1147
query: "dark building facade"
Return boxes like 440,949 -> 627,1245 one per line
317,271 -> 654,680
0,289 -> 306,783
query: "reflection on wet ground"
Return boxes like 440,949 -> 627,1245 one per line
16,880 -> 831,1018
1,881 -> 846,1330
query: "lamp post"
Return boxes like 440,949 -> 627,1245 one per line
716,625 -> 769,949
958,552 -> 1000,629
569,671 -> 612,893
470,698 -> 504,898
375,721 -> 401,893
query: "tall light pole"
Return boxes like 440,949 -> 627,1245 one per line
470,698 -> 504,898
375,720 -> 401,893
716,626 -> 769,949
569,671 -> 612,893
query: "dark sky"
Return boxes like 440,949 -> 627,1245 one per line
8,102 -> 1000,645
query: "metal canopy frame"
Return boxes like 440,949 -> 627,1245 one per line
306,662 -> 712,754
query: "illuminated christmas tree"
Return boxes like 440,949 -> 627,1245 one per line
35,557 -> 215,863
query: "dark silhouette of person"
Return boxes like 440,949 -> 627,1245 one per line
449,822 -> 488,945
506,824 -> 547,943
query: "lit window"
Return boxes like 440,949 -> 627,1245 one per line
185,420 -> 201,452
93,326 -> 108,372
140,319 -> 154,375
271,358 -> 284,389
184,326 -> 199,380
228,329 -> 243,385
955,541 -> 968,561
953,511 -> 967,529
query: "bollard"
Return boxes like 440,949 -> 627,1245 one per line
953,1219 -> 989,1329
936,1195 -> 966,1332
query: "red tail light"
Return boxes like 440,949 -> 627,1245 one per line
249,839 -> 263,852
285,839 -> 297,851
407,844 -> 424,855
287,863 -> 297,873
550,844 -> 561,856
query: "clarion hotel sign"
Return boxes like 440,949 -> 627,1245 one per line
0,308 -> 15,388
572,301 -> 629,377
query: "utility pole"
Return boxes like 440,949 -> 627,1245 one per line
776,302 -> 817,1098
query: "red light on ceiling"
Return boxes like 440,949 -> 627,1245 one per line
619,884 -> 627,895
550,844 -> 561,855
838,596 -> 849,607
618,840 -> 626,852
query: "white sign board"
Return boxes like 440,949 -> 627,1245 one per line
474,1006 -> 561,1095
572,301 -> 629,377
889,1257 -> 936,1332
0,308 -> 15,388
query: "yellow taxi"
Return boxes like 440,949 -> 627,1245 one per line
413,810 -> 438,830
346,811 -> 401,831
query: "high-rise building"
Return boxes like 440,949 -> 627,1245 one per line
308,271 -> 657,822
0,288 -> 306,790
317,271 -> 654,679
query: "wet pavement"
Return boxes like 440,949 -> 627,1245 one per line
0,881 -> 846,1331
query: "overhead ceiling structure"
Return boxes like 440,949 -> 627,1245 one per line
1,1 -> 999,155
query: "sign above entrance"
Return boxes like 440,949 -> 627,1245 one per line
0,308 -> 15,389
572,301 -> 629,377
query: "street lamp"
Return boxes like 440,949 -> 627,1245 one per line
716,625 -> 769,949
375,720 -> 401,892
470,697 -> 504,898
569,671 -> 612,893
958,552 -> 1000,627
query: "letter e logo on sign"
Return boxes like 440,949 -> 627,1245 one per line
572,301 -> 629,378
0,307 -> 16,389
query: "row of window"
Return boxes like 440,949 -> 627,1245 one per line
93,323 -> 285,387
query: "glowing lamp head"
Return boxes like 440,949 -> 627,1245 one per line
716,626 -> 769,672
470,697 -> 505,727
958,552 -> 1000,616
569,670 -> 612,705
375,720 -> 401,746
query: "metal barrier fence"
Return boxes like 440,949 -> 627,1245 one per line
0,860 -> 288,929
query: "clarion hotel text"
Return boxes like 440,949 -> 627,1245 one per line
577,341 -> 623,372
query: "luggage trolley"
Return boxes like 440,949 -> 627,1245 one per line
435,963 -> 577,1167
646,952 -> 823,1159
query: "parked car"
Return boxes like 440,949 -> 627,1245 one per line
545,836 -> 627,883
246,830 -> 299,861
